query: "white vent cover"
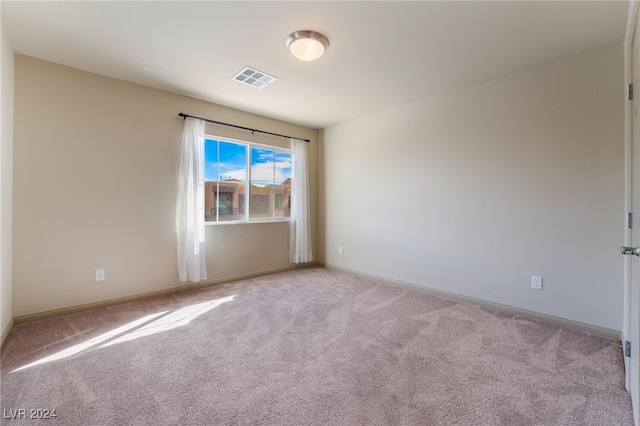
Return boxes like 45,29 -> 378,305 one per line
232,66 -> 277,89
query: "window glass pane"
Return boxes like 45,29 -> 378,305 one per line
216,181 -> 246,222
275,151 -> 292,218
204,139 -> 219,182
217,142 -> 247,221
219,141 -> 247,183
250,148 -> 293,220
273,185 -> 291,218
275,151 -> 293,183
250,149 -> 275,186
204,138 -> 292,223
250,148 -> 273,220
204,139 -> 219,222
204,139 -> 247,222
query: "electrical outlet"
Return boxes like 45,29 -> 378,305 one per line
338,246 -> 344,255
95,269 -> 105,282
531,276 -> 542,290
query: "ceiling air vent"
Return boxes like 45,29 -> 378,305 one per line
232,66 -> 277,89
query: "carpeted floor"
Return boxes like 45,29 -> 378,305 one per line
0,267 -> 634,425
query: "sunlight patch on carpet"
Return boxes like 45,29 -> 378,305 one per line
11,296 -> 235,373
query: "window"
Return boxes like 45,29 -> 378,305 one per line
204,137 -> 292,223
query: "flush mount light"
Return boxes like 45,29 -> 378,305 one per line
285,30 -> 329,61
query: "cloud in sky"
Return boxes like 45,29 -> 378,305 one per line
251,158 -> 292,185
219,164 -> 246,181
217,162 -> 247,181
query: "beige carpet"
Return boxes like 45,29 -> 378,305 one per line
0,267 -> 634,425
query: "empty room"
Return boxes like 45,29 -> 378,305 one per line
1,1 -> 639,425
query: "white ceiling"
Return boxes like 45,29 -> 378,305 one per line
1,1 -> 630,129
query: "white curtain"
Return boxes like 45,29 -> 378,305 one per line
289,138 -> 313,263
176,117 -> 208,282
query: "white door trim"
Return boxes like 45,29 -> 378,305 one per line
624,2 -> 640,424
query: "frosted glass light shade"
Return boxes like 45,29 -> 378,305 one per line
286,31 -> 329,61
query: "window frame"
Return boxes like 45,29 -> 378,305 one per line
203,133 -> 293,225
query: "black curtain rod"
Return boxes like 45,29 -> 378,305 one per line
178,113 -> 310,143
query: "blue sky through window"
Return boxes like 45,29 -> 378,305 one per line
205,138 -> 292,185
204,139 -> 247,182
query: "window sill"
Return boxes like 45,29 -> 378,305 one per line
205,218 -> 291,226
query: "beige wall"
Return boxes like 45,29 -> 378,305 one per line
13,55 -> 318,317
1,16 -> 15,339
322,44 -> 625,331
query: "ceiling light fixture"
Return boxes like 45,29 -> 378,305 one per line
285,30 -> 329,61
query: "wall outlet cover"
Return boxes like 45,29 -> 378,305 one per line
95,269 -> 105,282
531,276 -> 543,290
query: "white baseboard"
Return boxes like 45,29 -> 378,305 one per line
322,262 -> 621,341
1,317 -> 14,351
11,261 -> 620,342
13,262 -> 319,325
